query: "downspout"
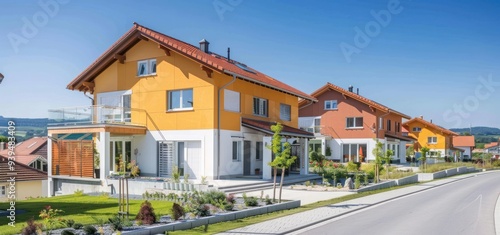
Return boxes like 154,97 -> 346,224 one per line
84,92 -> 94,105
217,73 -> 237,180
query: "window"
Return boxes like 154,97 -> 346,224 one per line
324,100 -> 338,110
253,97 -> 268,117
224,89 -> 240,112
256,142 -> 263,160
314,118 -> 321,133
137,59 -> 157,76
396,122 -> 401,132
428,137 -> 437,144
0,185 -> 5,196
280,104 -> 291,121
387,120 -> 392,131
412,127 -> 422,132
167,89 -> 193,111
232,141 -> 241,161
342,143 -> 367,162
346,117 -> 363,128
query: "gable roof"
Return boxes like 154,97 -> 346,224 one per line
403,117 -> 458,136
0,155 -> 47,182
301,83 -> 410,119
452,136 -> 475,147
67,23 -> 316,102
0,137 -> 47,156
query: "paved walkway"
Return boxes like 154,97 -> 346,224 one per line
218,173 -> 486,235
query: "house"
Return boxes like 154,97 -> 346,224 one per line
298,83 -> 412,163
403,116 -> 459,159
452,136 -> 475,160
484,139 -> 500,159
47,23 -> 316,195
0,155 -> 48,201
0,137 -> 48,172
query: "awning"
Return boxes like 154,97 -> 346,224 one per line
241,118 -> 314,138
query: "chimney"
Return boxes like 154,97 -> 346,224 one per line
348,85 -> 354,92
356,88 -> 359,95
199,39 -> 209,53
419,115 -> 424,119
430,119 -> 433,123
227,47 -> 230,62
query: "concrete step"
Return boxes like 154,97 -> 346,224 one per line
221,175 -> 321,194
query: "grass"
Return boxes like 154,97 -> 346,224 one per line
167,185 -> 412,235
420,162 -> 478,173
0,194 -> 173,235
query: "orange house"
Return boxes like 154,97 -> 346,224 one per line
299,83 -> 412,163
46,23 -> 316,195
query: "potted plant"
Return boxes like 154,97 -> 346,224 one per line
94,149 -> 100,179
254,168 -> 261,175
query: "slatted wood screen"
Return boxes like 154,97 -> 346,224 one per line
52,140 -> 94,178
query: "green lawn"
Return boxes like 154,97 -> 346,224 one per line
0,194 -> 173,235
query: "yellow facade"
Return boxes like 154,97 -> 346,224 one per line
92,40 -> 299,132
406,122 -> 453,151
0,181 -> 45,202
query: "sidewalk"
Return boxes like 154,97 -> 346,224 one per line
218,173 -> 481,235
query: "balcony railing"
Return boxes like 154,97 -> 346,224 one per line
48,105 -> 147,127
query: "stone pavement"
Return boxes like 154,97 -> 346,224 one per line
218,173 -> 482,235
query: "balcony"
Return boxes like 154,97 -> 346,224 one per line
48,105 -> 147,127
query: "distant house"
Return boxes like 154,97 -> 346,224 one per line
0,137 -> 48,172
299,83 -> 412,163
0,155 -> 48,201
452,136 -> 475,160
484,139 -> 500,159
403,117 -> 460,158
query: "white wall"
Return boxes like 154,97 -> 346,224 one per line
329,138 -> 377,162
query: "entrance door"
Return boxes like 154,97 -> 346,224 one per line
243,141 -> 251,175
185,141 -> 201,179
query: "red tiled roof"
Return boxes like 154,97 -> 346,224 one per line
241,118 -> 314,138
300,83 -> 410,119
0,155 -> 47,182
0,137 -> 47,156
67,23 -> 316,101
452,136 -> 475,147
402,117 -> 458,136
12,155 -> 45,166
484,142 -> 499,149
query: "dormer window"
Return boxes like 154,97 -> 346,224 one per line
137,59 -> 157,76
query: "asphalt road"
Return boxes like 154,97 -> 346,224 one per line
297,171 -> 500,235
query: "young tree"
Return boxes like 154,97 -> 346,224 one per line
267,123 -> 297,203
383,149 -> 394,180
372,140 -> 384,183
420,146 -> 430,172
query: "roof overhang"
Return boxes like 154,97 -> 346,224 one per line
241,118 -> 314,139
47,124 -> 146,135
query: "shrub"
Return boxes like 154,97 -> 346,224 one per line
265,195 -> 272,205
136,200 -> 156,225
83,225 -> 97,235
223,202 -> 234,211
21,217 -> 42,235
354,174 -> 361,189
61,230 -> 75,235
72,223 -> 83,229
195,204 -> 211,217
202,190 -> 227,205
242,193 -> 259,207
171,203 -> 185,220
108,216 -> 124,231
65,219 -> 75,228
346,161 -> 360,172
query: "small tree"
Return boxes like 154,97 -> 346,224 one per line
382,149 -> 393,179
267,123 -> 297,203
372,140 -> 384,183
420,147 -> 430,172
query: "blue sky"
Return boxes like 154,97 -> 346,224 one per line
1,0 -> 499,129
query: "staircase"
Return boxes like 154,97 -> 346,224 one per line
217,174 -> 321,194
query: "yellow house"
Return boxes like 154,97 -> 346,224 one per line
403,116 -> 459,158
47,23 -> 316,195
0,155 -> 48,202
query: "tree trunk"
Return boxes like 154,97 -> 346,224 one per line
272,167 -> 277,203
386,163 -> 389,180
279,167 -> 286,203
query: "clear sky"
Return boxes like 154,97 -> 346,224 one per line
1,0 -> 499,129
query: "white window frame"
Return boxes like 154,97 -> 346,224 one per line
324,100 -> 338,110
346,117 -> 363,129
232,141 -> 242,161
167,89 -> 194,111
280,103 -> 291,121
428,136 -> 438,144
253,97 -> 268,117
314,118 -> 321,133
137,59 -> 157,77
0,185 -> 5,196
412,127 -> 422,132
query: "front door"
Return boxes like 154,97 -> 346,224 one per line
243,141 -> 251,175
